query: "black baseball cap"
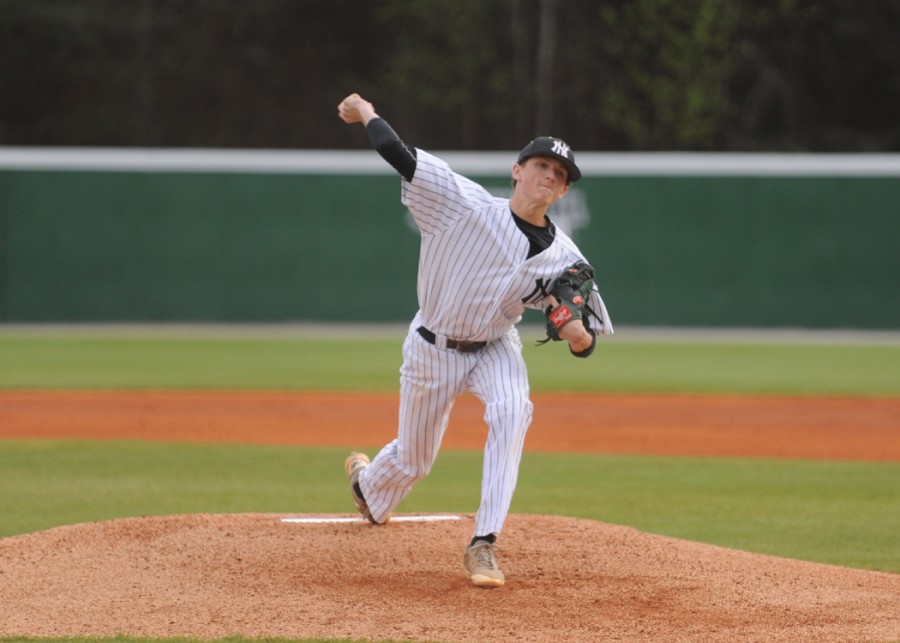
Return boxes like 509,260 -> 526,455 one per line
517,136 -> 581,183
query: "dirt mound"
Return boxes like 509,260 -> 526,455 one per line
1,513 -> 898,642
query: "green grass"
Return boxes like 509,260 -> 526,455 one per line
0,332 -> 898,394
0,336 -> 402,391
1,441 -> 897,573
513,452 -> 900,572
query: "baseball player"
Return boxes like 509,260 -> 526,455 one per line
337,93 -> 612,587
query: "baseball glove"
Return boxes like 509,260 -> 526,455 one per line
542,260 -> 595,342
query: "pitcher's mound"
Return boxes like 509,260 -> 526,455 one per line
1,513 -> 898,642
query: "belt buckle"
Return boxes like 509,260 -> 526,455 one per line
451,340 -> 484,353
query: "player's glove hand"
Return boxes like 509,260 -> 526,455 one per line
542,261 -> 595,342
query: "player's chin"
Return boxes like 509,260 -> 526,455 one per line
534,188 -> 556,204
546,194 -> 566,207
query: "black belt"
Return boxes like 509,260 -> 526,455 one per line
417,326 -> 487,353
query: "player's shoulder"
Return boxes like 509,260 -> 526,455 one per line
415,150 -> 495,202
550,225 -> 582,254
415,149 -> 466,180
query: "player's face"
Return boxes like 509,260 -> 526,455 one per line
513,156 -> 570,205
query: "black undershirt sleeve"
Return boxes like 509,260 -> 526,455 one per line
366,117 -> 417,182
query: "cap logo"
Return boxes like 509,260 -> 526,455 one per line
551,139 -> 570,158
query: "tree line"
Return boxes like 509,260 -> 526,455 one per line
2,0 -> 898,152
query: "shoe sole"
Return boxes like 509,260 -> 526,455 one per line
467,572 -> 505,588
344,451 -> 370,476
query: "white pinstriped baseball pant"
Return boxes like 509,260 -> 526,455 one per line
358,322 -> 533,538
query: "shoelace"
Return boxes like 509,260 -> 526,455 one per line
472,544 -> 498,570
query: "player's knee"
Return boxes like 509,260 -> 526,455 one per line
397,458 -> 432,483
488,396 -> 533,429
514,397 -> 534,425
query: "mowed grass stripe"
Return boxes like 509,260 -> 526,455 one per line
0,335 -> 898,394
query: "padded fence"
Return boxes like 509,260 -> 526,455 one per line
0,150 -> 897,328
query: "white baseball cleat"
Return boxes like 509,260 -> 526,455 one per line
463,540 -> 505,587
344,452 -> 385,525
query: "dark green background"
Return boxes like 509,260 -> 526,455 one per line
1,168 -> 897,328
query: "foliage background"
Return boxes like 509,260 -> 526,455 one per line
2,0 -> 899,152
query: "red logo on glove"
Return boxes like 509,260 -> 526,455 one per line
550,307 -> 573,328
573,295 -> 584,305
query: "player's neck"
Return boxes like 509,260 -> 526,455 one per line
509,195 -> 550,227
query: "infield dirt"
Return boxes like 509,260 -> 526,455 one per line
1,390 -> 898,642
2,390 -> 899,460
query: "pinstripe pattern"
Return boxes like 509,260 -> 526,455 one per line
361,321 -> 532,536
357,150 -> 611,539
466,329 -> 533,536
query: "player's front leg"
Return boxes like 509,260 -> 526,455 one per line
468,330 -> 534,537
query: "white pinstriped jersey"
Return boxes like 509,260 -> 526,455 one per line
401,150 -> 613,340
356,143 -> 612,538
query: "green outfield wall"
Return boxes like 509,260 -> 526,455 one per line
0,149 -> 898,328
